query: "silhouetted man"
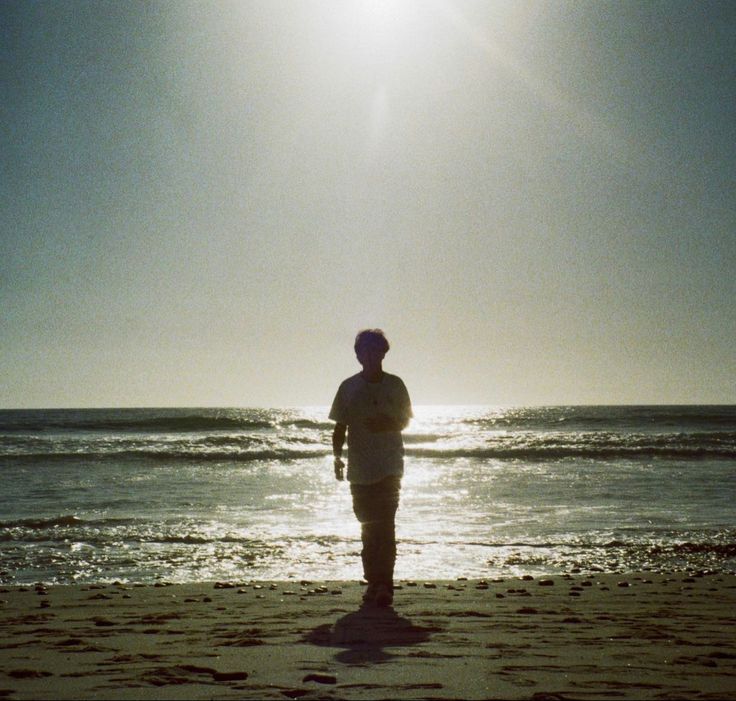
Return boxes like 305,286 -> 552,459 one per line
330,329 -> 412,607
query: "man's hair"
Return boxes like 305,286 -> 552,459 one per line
354,328 -> 390,354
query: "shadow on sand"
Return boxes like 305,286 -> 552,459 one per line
302,603 -> 440,665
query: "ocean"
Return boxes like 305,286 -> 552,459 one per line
1,406 -> 734,585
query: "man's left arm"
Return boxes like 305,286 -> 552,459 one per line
365,414 -> 409,432
365,379 -> 412,433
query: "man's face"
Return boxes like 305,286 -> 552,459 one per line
356,344 -> 385,370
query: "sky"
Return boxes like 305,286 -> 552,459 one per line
1,0 -> 734,408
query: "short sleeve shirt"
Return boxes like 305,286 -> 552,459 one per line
329,372 -> 412,485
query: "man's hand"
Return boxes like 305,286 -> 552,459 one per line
334,456 -> 345,481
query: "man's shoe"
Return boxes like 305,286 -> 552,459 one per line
362,584 -> 378,606
374,584 -> 393,608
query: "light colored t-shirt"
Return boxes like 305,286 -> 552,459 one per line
329,372 -> 412,485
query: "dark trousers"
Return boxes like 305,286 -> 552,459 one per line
350,475 -> 401,588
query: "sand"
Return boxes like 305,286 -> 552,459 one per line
1,572 -> 735,700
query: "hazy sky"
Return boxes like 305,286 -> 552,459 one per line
2,0 -> 734,407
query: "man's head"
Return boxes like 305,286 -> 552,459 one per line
354,329 -> 390,356
354,329 -> 389,373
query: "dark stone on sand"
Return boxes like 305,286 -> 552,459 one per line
218,634 -> 266,647
88,593 -> 112,600
213,671 -> 249,681
423,582 -> 437,589
214,582 -> 236,589
281,690 -> 309,699
180,664 -> 217,675
9,670 -> 53,679
94,617 -> 116,626
303,673 -> 337,684
496,593 -> 505,598
517,607 -> 538,614
709,651 -> 736,659
539,579 -> 554,586
617,581 -> 631,588
521,575 -> 534,581
447,610 -> 492,618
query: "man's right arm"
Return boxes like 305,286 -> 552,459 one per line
332,422 -> 346,481
332,423 -> 346,457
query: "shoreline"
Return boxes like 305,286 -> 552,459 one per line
2,572 -> 735,700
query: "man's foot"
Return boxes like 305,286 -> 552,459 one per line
362,583 -> 378,606
374,583 -> 393,608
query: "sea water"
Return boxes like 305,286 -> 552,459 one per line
0,406 -> 734,584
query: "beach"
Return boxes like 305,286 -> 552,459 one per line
2,572 -> 735,700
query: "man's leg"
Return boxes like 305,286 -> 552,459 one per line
351,482 -> 380,598
351,476 -> 401,605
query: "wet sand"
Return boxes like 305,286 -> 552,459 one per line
1,572 -> 735,700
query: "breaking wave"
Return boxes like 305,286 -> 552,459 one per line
0,410 -> 332,434
2,430 -> 734,463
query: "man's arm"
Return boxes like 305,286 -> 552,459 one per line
332,423 -> 346,480
332,423 -> 346,456
365,377 -> 412,433
364,414 -> 410,432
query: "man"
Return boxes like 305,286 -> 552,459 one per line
329,329 -> 412,607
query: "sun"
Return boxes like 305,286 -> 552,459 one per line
349,0 -> 417,50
